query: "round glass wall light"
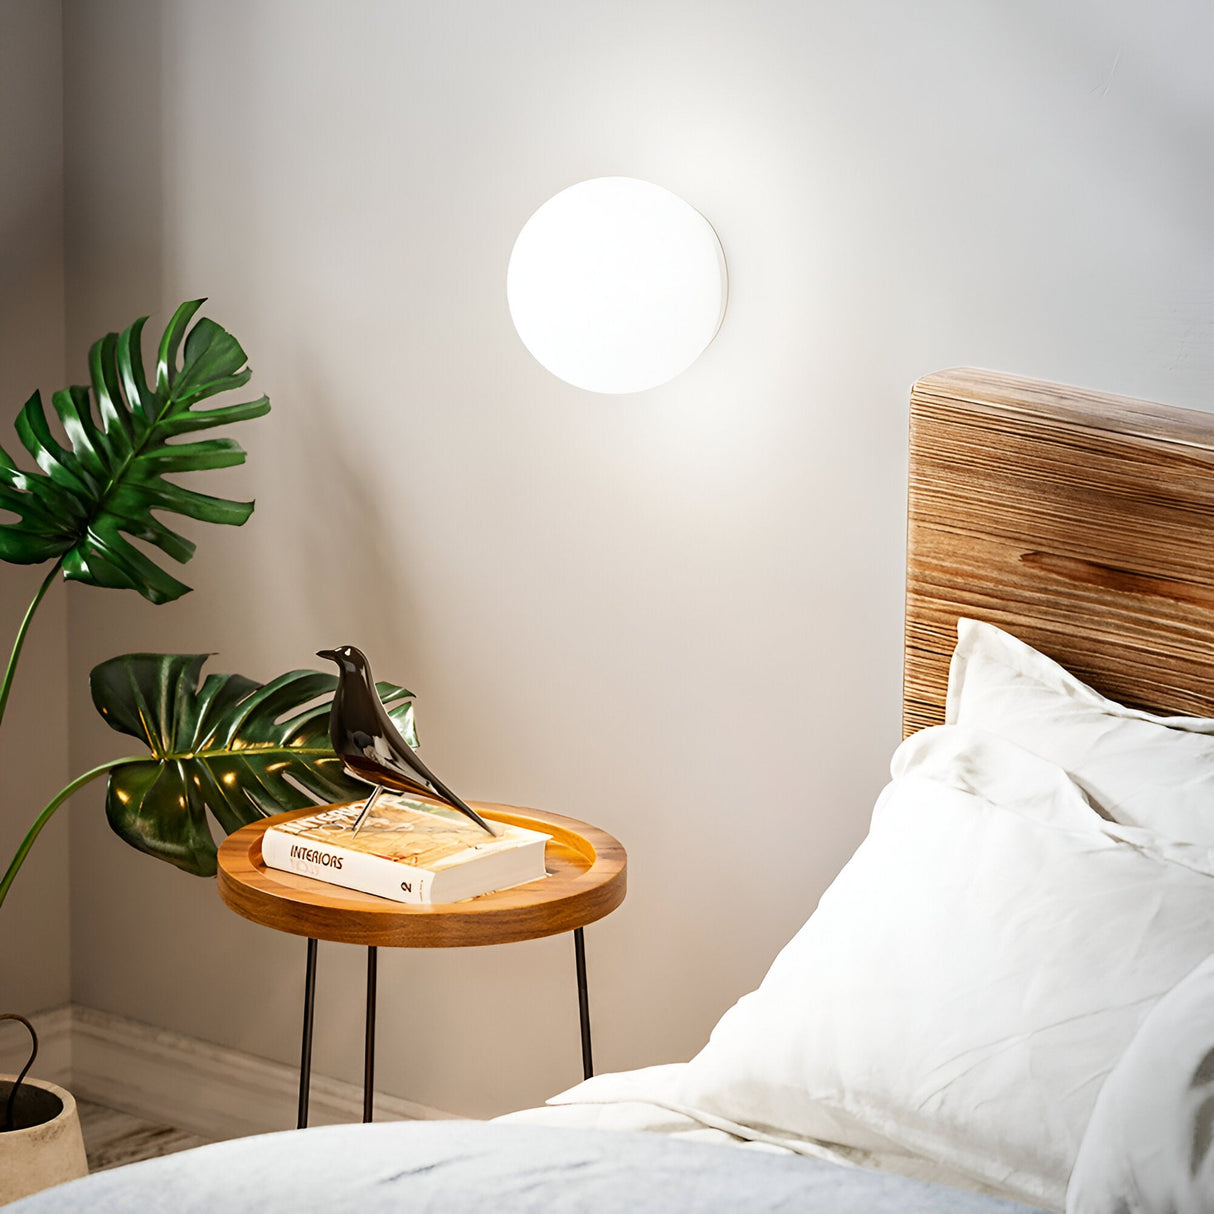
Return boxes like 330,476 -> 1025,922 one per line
507,177 -> 728,394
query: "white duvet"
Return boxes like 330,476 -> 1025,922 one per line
501,1063 -> 1015,1197
502,723 -> 1214,1212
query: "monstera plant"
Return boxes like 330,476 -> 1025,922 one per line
0,657 -> 417,896
0,300 -> 410,909
87,655 -> 416,877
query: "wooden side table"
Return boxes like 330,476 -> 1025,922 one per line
216,801 -> 627,1128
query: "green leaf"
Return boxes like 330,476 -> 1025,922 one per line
0,300 -> 270,603
90,653 -> 418,877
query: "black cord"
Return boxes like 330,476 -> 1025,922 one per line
1,1013 -> 38,1133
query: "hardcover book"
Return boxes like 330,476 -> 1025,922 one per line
260,796 -> 550,905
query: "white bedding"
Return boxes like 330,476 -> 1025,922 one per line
501,1064 -> 808,1155
12,1120 -> 1048,1214
947,618 -> 1214,847
503,706 -> 1214,1212
1066,953 -> 1214,1213
499,1064 -> 1012,1196
500,1067 -> 777,1152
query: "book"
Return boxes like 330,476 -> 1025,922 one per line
260,796 -> 550,905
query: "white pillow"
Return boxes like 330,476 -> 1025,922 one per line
678,726 -> 1214,1211
946,618 -> 1214,847
1067,954 -> 1214,1214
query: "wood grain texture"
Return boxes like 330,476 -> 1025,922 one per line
905,368 -> 1214,735
77,1101 -> 211,1173
216,802 -> 627,948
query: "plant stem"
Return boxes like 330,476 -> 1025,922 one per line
0,560 -> 63,732
0,757 -> 141,911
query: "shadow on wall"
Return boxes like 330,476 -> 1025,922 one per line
244,350 -> 418,663
0,0 -> 69,380
62,0 -> 165,358
0,179 -> 63,366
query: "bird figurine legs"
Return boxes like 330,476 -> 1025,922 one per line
351,785 -> 386,837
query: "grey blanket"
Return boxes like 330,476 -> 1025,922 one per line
11,1121 -> 1048,1212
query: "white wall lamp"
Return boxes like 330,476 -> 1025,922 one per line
507,177 -> 728,395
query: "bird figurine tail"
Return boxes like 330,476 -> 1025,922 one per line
316,646 -> 496,837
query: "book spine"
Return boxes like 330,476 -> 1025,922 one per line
261,828 -> 436,904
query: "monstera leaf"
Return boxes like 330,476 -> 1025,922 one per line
0,300 -> 270,603
89,653 -> 419,877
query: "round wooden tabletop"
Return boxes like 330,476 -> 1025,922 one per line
216,802 -> 627,948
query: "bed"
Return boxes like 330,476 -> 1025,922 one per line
14,369 -> 1214,1213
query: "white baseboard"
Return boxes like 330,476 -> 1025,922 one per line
3,1004 -> 457,1141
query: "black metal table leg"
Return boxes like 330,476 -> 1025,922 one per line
298,937 -> 318,1129
363,946 -> 377,1123
574,927 -> 593,1080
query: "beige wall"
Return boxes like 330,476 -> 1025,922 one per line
54,0 -> 1214,1117
0,0 -> 69,1015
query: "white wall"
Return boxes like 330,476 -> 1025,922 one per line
59,0 -> 1213,1117
0,0 -> 69,1016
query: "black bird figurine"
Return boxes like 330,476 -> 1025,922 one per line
316,645 -> 495,837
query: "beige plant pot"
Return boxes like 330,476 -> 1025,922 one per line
0,1075 -> 88,1205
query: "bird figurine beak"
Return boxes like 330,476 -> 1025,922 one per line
315,649 -> 338,661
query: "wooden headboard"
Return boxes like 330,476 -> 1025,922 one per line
904,368 -> 1214,735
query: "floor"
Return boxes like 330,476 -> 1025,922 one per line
77,1100 -> 213,1173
